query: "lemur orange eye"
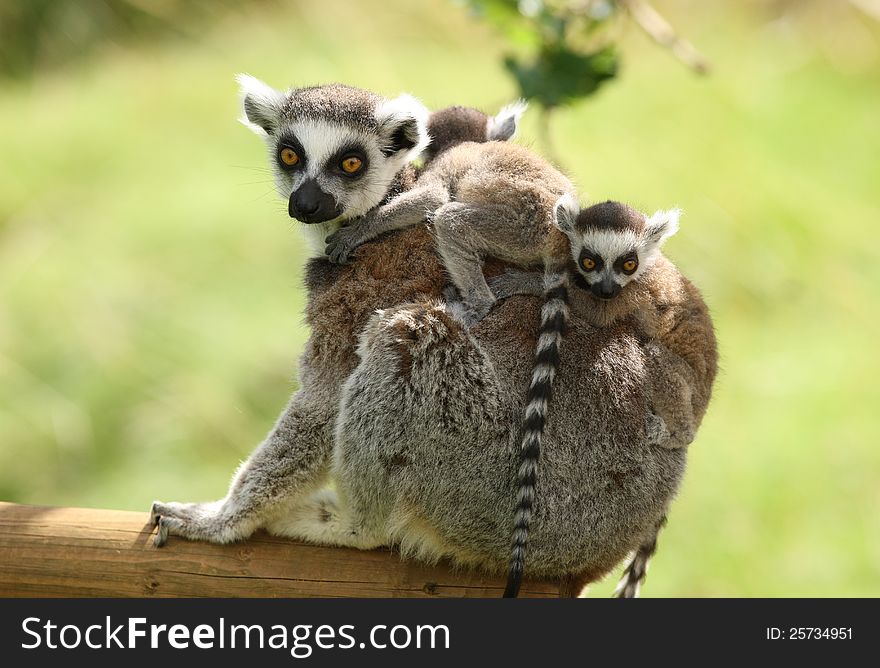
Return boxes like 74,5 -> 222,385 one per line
582,257 -> 596,271
341,156 -> 363,174
622,259 -> 638,274
280,147 -> 299,166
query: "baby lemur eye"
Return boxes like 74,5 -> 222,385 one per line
279,147 -> 299,166
582,257 -> 597,271
622,259 -> 638,274
340,156 -> 364,174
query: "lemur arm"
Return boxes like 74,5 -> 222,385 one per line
324,183 -> 450,264
486,269 -> 546,299
150,392 -> 334,546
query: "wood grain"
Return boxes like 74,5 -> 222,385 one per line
0,502 -> 561,598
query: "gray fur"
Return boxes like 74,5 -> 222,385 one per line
329,293 -> 689,579
151,255 -> 714,583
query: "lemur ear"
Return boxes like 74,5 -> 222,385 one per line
553,193 -> 580,233
644,208 -> 681,248
375,94 -> 430,158
236,74 -> 286,136
486,99 -> 527,141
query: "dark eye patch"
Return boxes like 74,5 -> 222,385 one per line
613,251 -> 639,274
578,249 -> 604,272
276,134 -> 306,170
328,145 -> 369,179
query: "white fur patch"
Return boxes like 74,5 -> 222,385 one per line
487,99 -> 528,141
374,93 -> 430,162
578,228 -> 640,263
236,73 -> 286,136
644,208 -> 681,249
554,193 -> 581,233
525,398 -> 548,417
299,219 -> 342,257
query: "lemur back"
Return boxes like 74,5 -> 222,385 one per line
322,139 -> 580,598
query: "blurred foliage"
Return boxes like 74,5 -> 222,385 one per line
465,0 -> 623,108
504,44 -> 618,108
0,0 -> 248,79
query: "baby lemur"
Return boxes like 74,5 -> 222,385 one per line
323,140 -> 575,327
490,197 -> 683,597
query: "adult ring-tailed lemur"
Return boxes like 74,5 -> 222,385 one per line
150,78 -> 718,597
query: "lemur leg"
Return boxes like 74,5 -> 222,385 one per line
324,183 -> 450,264
432,202 -> 518,326
263,487 -> 389,550
487,269 -> 545,300
150,393 -> 333,546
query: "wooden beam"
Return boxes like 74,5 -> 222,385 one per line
0,502 -> 560,598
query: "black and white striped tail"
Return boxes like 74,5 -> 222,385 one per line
613,515 -> 668,598
504,270 -> 570,598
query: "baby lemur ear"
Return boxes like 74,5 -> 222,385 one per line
375,94 -> 430,159
236,74 -> 287,136
644,208 -> 681,248
553,193 -> 581,233
487,99 -> 527,142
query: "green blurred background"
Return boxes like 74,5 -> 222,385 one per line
0,0 -> 878,596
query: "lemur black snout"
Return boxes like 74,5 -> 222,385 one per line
289,179 -> 341,224
592,279 -> 621,300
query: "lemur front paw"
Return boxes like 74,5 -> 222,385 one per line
324,224 -> 365,264
150,500 -> 238,547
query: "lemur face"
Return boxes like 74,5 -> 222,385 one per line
554,196 -> 680,300
272,118 -> 394,225
238,76 -> 429,225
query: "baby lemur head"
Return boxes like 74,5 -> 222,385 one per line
555,195 -> 680,300
237,75 -> 429,226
